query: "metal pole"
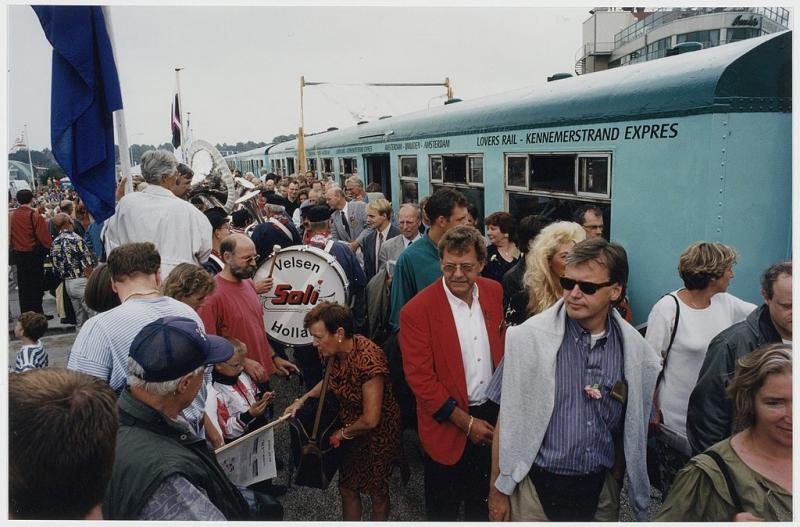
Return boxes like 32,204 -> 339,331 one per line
24,124 -> 35,190
101,6 -> 132,194
298,76 -> 306,174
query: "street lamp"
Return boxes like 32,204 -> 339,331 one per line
129,132 -> 145,166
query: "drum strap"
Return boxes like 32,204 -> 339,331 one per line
268,217 -> 293,241
323,239 -> 336,253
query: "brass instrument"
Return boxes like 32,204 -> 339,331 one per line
184,140 -> 237,212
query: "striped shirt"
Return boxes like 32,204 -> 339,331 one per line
13,343 -> 48,372
534,315 -> 625,475
67,296 -> 210,435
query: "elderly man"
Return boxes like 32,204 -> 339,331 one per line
103,149 -> 212,279
325,186 -> 369,249
292,187 -> 321,229
344,175 -> 368,202
50,212 -> 96,328
378,203 -> 422,274
400,226 -> 505,520
10,369 -> 118,520
103,317 -> 251,520
172,163 -> 194,198
489,238 -> 660,522
687,260 -> 792,454
198,234 -> 299,387
67,242 -> 217,442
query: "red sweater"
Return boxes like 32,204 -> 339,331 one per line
10,205 -> 52,252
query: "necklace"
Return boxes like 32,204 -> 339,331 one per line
121,289 -> 161,303
681,290 -> 709,309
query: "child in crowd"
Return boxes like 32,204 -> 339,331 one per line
212,337 -> 275,442
12,312 -> 49,373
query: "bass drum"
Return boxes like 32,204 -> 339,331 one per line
254,245 -> 349,346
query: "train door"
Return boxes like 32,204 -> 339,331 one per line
286,158 -> 295,175
363,154 -> 391,201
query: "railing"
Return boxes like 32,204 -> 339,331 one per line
614,7 -> 790,48
574,42 -> 615,64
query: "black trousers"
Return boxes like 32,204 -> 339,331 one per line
423,400 -> 498,521
15,251 -> 46,314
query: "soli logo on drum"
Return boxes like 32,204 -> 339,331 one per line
271,283 -> 321,306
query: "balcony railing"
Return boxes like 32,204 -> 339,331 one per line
614,7 -> 790,48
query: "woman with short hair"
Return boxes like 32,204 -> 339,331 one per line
284,302 -> 402,521
482,212 -> 520,284
656,343 -> 792,521
160,262 -> 216,312
645,242 -> 756,491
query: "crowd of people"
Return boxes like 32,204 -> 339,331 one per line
8,148 -> 793,522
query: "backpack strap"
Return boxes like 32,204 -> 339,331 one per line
704,450 -> 743,512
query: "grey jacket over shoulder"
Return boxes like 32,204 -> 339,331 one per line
495,299 -> 661,521
686,304 -> 782,454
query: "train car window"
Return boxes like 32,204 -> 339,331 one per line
308,158 -> 318,172
400,156 -> 418,179
577,155 -> 610,197
530,154 -> 575,193
442,155 -> 467,184
430,156 -> 443,182
287,158 -> 295,175
506,155 -> 528,188
469,156 -> 484,185
323,158 -> 334,175
340,157 -> 357,175
401,180 -> 418,204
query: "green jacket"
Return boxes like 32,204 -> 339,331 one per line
103,389 -> 250,520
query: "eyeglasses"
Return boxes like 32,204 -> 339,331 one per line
442,262 -> 477,274
560,277 -> 615,295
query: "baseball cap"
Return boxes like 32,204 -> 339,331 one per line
129,316 -> 233,382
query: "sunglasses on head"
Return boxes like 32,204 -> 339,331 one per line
560,277 -> 615,295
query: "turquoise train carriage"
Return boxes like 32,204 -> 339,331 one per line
224,145 -> 272,177
265,31 -> 791,325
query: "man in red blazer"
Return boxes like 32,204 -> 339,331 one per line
400,225 -> 506,521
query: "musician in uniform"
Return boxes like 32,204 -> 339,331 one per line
251,194 -> 302,264
291,205 -> 366,388
202,207 -> 230,275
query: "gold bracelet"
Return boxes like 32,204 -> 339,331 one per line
341,426 -> 354,440
466,415 -> 474,437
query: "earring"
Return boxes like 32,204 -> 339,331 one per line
338,338 -> 342,343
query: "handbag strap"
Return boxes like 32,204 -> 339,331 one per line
309,356 -> 334,443
704,450 -> 743,512
655,293 -> 680,389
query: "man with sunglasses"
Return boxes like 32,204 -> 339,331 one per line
400,225 -> 506,521
489,237 -> 661,522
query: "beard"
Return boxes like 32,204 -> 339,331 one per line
230,262 -> 256,280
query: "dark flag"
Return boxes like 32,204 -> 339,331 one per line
32,6 -> 123,223
171,93 -> 181,149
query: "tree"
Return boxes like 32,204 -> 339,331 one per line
271,134 -> 297,144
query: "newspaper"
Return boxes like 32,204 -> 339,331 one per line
214,415 -> 288,487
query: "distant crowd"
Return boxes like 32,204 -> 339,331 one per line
8,149 -> 792,522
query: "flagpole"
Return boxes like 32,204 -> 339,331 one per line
175,67 -> 186,162
101,6 -> 132,195
23,124 -> 35,191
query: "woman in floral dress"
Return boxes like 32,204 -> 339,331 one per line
285,302 -> 402,520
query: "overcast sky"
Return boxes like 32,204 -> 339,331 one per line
8,4 -> 592,150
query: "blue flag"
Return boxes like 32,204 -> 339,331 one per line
33,6 -> 123,223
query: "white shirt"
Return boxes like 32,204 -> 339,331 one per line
102,185 -> 212,279
646,290 -> 756,439
375,223 -> 392,267
404,232 -> 421,248
442,278 -> 493,405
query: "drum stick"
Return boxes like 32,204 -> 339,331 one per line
267,244 -> 281,278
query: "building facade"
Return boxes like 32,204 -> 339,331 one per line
577,7 -> 789,74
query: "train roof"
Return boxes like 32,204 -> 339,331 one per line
270,30 -> 790,154
224,145 -> 273,160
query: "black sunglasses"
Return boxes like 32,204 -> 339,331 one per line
560,277 -> 615,295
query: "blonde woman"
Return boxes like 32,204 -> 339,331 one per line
645,242 -> 756,491
160,262 -> 216,312
522,221 -> 586,317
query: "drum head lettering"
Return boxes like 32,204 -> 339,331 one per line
254,245 -> 349,346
